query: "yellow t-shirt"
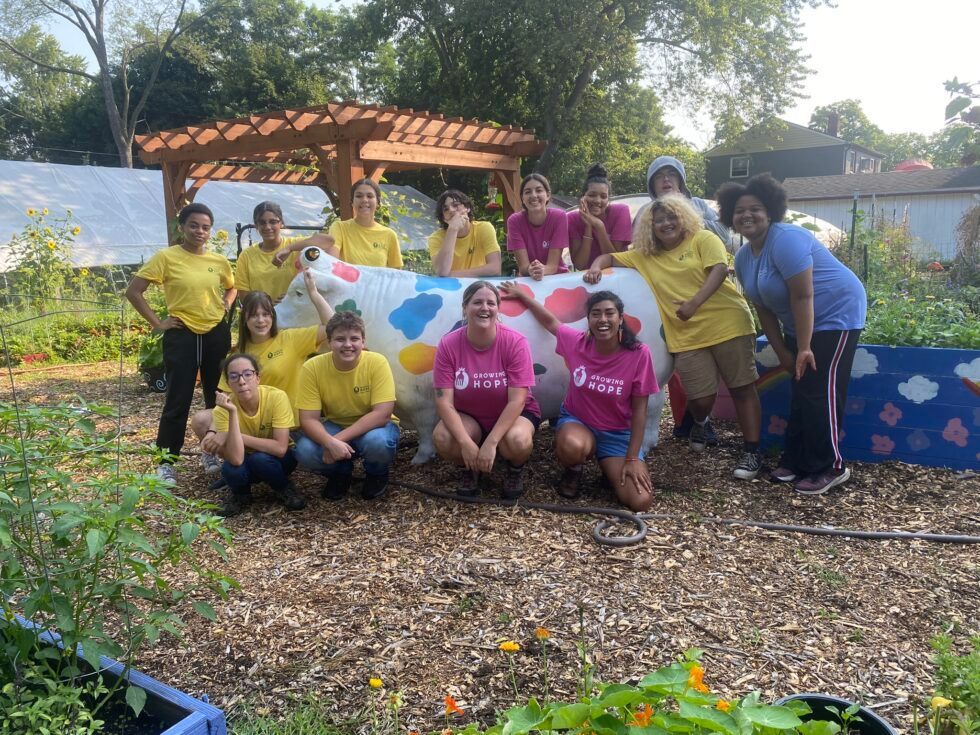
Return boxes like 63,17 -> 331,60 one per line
136,246 -> 234,334
235,236 -> 304,300
427,221 -> 500,273
328,219 -> 402,268
213,384 -> 294,447
613,230 -> 754,353
296,350 -> 399,428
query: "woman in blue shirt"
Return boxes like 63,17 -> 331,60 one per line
718,174 -> 867,496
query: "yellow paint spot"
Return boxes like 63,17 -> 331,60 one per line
399,343 -> 436,375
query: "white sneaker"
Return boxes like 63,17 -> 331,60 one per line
200,451 -> 222,475
156,464 -> 177,484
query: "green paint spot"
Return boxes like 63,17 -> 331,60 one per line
336,299 -> 361,316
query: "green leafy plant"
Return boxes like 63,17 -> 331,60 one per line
0,400 -> 237,731
4,208 -> 80,312
922,634 -> 980,735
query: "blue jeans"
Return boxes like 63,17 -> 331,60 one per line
294,421 -> 400,478
222,448 -> 297,494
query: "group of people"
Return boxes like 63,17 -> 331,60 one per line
125,159 -> 867,517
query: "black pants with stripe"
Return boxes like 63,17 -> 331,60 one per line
781,329 -> 861,476
156,320 -> 231,461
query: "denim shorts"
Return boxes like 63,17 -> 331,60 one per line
554,406 -> 643,460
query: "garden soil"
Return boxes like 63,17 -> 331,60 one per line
4,362 -> 977,733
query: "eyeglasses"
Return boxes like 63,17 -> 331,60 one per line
227,369 -> 257,382
653,171 -> 679,182
257,218 -> 281,226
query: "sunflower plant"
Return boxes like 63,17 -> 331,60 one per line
5,208 -> 80,312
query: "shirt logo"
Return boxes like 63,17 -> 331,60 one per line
267,348 -> 283,359
353,385 -> 371,394
572,365 -> 588,387
372,241 -> 385,249
454,368 -> 469,390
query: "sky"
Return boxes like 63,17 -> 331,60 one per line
43,0 -> 978,150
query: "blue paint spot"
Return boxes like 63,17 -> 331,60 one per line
415,275 -> 462,293
389,293 -> 443,340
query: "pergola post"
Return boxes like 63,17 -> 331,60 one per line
494,170 -> 523,221
161,161 -> 192,244
335,139 -> 366,220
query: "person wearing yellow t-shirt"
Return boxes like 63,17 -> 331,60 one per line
204,354 -> 303,517
294,311 -> 400,501
236,201 -> 336,303
125,202 -> 236,484
428,189 -> 502,277
584,194 -> 764,482
190,268 -> 334,475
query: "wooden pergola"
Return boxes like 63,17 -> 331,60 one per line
135,100 -> 547,238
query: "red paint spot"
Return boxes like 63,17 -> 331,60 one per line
544,286 -> 589,323
624,313 -> 642,335
332,261 -> 360,282
499,283 -> 534,316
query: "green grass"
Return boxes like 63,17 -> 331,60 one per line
230,695 -> 353,735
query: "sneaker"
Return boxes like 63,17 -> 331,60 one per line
457,469 -> 480,497
501,464 -> 525,500
673,410 -> 694,439
361,474 -> 389,500
557,466 -> 584,499
209,476 -> 229,492
217,492 -> 250,517
156,464 -> 176,483
321,473 -> 353,500
704,420 -> 719,447
733,450 -> 763,480
689,421 -> 708,452
794,467 -> 851,495
277,482 -> 306,511
769,466 -> 797,483
200,451 -> 222,476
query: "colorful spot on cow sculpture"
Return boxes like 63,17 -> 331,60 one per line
533,363 -> 547,375
624,313 -> 642,335
389,293 -> 443,339
335,298 -> 361,316
543,287 -> 589,323
415,275 -> 461,293
499,283 -> 534,317
399,343 -> 437,375
332,261 -> 360,283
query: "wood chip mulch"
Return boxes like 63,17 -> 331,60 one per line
4,363 -> 978,732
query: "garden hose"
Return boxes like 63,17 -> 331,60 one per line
390,479 -> 980,548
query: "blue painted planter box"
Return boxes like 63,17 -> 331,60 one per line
754,339 -> 979,471
14,617 -> 226,734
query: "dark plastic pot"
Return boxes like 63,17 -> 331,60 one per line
141,365 -> 168,393
777,693 -> 897,735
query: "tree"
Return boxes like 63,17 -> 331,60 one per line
0,0 -> 226,167
808,99 -> 885,151
944,77 -> 980,165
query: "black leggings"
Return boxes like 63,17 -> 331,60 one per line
156,321 -> 231,461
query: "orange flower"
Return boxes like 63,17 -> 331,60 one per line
687,664 -> 709,693
631,703 -> 653,727
716,699 -> 731,712
499,640 -> 521,652
534,627 -> 550,640
445,694 -> 464,716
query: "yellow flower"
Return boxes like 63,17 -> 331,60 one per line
26,208 -> 36,216
42,208 -> 49,215
534,627 -> 550,640
216,229 -> 229,241
47,240 -> 56,250
72,226 -> 81,236
925,295 -> 935,299
369,677 -> 383,689
80,268 -> 89,277
43,227 -> 52,235
931,697 -> 952,709
716,699 -> 731,712
499,641 -> 521,653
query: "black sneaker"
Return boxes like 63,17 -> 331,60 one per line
689,420 -> 708,452
321,473 -> 352,500
557,466 -> 584,499
217,492 -> 250,518
501,464 -> 525,500
361,474 -> 389,500
704,420 -> 719,447
209,476 -> 229,492
457,469 -> 480,497
733,450 -> 764,480
278,482 -> 306,511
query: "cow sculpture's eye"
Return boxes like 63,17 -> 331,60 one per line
305,247 -> 320,261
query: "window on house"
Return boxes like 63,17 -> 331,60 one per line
846,150 -> 857,173
730,155 -> 749,178
859,156 -> 874,173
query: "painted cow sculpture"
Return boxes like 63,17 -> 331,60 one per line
276,250 -> 674,464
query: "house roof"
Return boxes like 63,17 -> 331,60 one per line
783,167 -> 980,200
705,119 -> 881,158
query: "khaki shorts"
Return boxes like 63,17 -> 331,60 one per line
674,334 -> 758,400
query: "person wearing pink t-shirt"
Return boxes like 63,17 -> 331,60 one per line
500,284 -> 658,512
567,164 -> 632,270
432,281 -> 541,499
506,173 -> 569,280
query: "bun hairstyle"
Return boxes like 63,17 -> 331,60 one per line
582,163 -> 611,195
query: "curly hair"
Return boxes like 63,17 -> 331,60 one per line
238,291 -> 279,349
435,189 -> 475,229
177,202 -> 213,225
585,290 -> 639,350
326,310 -> 365,339
716,173 -> 787,227
632,194 -> 703,256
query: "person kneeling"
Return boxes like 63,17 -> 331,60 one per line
205,354 -> 303,517
500,285 -> 658,512
294,312 -> 400,500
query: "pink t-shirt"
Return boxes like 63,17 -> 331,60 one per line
566,203 -> 633,264
555,325 -> 659,431
433,324 -> 541,432
506,208 -> 569,273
